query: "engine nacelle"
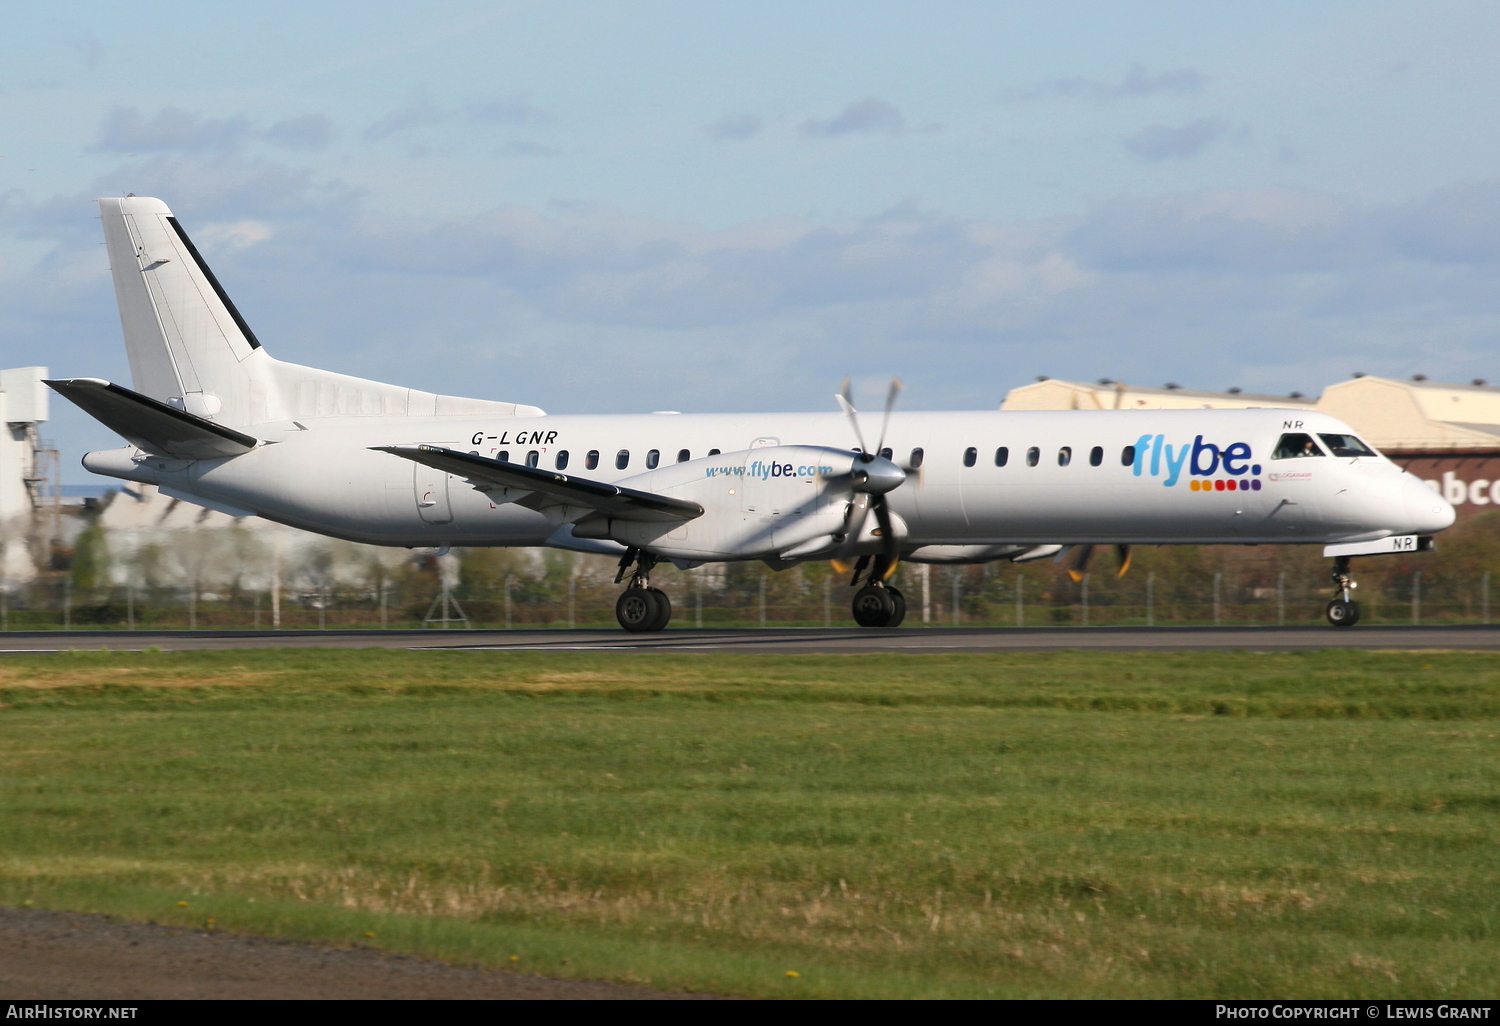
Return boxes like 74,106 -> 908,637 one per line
573,445 -> 896,561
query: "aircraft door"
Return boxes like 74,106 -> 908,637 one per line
414,463 -> 453,524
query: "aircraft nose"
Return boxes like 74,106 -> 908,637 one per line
1403,475 -> 1455,533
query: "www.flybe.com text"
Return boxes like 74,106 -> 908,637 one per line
704,460 -> 834,480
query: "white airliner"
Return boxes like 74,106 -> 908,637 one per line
49,197 -> 1455,631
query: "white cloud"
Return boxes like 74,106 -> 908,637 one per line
264,114 -> 335,150
9,154 -> 1500,465
495,141 -> 564,157
1005,64 -> 1209,102
707,113 -> 763,140
193,220 -> 274,250
800,98 -> 904,137
1124,118 -> 1228,161
466,98 -> 550,125
363,102 -> 443,142
94,107 -> 250,153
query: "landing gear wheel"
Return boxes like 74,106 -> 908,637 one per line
1326,556 -> 1361,628
885,585 -> 908,628
1326,598 -> 1360,627
852,585 -> 898,628
643,587 -> 672,631
617,587 -> 671,633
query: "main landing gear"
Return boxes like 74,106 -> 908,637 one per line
849,555 -> 907,628
1326,555 -> 1361,627
614,548 -> 672,633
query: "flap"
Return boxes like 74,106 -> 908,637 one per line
46,377 -> 261,459
372,444 -> 704,523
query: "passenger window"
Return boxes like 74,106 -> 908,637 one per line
616,450 -> 630,470
708,448 -> 721,456
1272,433 -> 1325,459
1089,446 -> 1103,467
555,450 -> 569,470
909,447 -> 925,469
498,451 -> 510,463
1026,446 -> 1040,467
963,447 -> 977,467
647,449 -> 660,469
585,450 -> 599,470
1318,433 -> 1377,458
526,450 -> 539,468
879,447 -> 893,460
1120,445 -> 1135,467
677,449 -> 691,463
995,446 -> 1009,467
1058,446 -> 1072,467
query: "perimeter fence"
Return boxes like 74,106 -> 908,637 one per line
9,523 -> 1500,631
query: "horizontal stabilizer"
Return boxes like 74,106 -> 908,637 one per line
46,378 -> 261,459
373,444 -> 703,522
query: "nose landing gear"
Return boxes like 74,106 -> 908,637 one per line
614,548 -> 672,633
1325,555 -> 1361,627
849,555 -> 907,628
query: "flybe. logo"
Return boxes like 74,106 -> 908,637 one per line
1131,434 -> 1264,491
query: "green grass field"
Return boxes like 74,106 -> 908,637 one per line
0,648 -> 1496,998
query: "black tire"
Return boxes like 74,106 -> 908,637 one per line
852,585 -> 897,628
644,587 -> 673,631
617,588 -> 661,632
885,585 -> 908,628
1326,598 -> 1361,627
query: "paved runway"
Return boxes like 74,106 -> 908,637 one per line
0,623 -> 1498,653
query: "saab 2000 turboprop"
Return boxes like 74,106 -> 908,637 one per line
48,197 -> 1455,631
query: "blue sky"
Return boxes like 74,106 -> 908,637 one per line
4,2 -> 1500,480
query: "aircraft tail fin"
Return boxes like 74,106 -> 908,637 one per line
99,196 -> 261,420
98,196 -> 544,427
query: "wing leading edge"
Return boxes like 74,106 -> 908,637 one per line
372,444 -> 704,522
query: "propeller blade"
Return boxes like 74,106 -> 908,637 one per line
830,558 -> 853,575
837,376 -> 870,456
873,496 -> 900,578
1115,544 -> 1132,577
850,554 -> 871,587
873,376 -> 903,455
833,493 -> 873,564
1066,544 -> 1094,583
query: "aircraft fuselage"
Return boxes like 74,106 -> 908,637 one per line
86,406 -> 1454,551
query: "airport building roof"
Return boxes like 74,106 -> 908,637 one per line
1001,374 -> 1500,454
1316,375 -> 1500,453
1001,378 -> 1315,412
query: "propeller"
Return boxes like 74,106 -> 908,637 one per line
1066,543 -> 1133,583
1065,545 -> 1093,583
832,377 -> 906,582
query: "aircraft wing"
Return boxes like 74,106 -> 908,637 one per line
372,444 -> 704,523
46,377 -> 261,460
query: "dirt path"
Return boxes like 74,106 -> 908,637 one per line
0,906 -> 716,999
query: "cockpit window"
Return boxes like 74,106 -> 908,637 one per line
1317,433 -> 1377,458
1272,433 -> 1325,459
